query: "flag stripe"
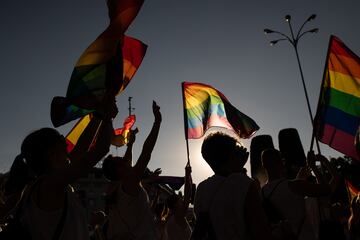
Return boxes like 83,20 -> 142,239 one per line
66,114 -> 92,152
319,124 -> 358,160
320,105 -> 360,135
325,88 -> 360,117
327,70 -> 360,98
328,53 -> 360,79
186,102 -> 226,121
331,36 -> 360,60
187,114 -> 232,131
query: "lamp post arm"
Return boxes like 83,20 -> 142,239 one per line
296,19 -> 309,40
298,30 -> 316,41
287,21 -> 296,43
272,31 -> 293,45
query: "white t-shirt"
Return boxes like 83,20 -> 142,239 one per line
106,183 -> 156,240
194,173 -> 252,240
21,186 -> 89,240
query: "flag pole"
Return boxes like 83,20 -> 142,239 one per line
181,82 -> 191,166
310,35 -> 334,153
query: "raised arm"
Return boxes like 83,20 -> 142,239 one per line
182,164 -> 193,213
133,101 -> 162,179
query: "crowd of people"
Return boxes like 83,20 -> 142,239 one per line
0,95 -> 359,240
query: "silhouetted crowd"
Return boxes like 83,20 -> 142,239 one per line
0,99 -> 360,240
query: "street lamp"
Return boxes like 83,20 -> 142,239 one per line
264,14 -> 321,153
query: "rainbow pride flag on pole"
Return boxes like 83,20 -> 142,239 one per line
112,114 -> 136,147
182,82 -> 259,139
51,0 -> 145,127
314,36 -> 360,160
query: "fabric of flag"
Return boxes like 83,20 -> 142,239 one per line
51,0 -> 145,128
66,114 -> 92,153
112,115 -> 136,147
346,180 -> 360,200
314,35 -> 360,160
64,36 -> 146,151
182,82 -> 259,139
356,126 -> 360,154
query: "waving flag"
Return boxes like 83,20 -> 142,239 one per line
65,35 -> 146,152
182,82 -> 259,139
112,115 -> 136,147
51,0 -> 145,127
314,36 -> 360,160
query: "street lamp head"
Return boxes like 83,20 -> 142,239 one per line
307,14 -> 317,22
285,15 -> 291,22
270,40 -> 278,46
264,28 -> 274,34
309,28 -> 319,33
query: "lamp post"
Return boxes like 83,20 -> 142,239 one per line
128,97 -> 135,116
264,14 -> 321,153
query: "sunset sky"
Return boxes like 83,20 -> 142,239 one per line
1,0 -> 360,184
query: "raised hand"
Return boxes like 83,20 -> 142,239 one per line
152,101 -> 162,123
127,128 -> 139,146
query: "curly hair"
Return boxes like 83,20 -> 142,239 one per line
201,132 -> 239,172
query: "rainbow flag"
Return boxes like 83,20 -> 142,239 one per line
112,114 -> 136,147
51,0 -> 145,127
65,35 -> 146,152
52,35 -> 146,127
182,82 -> 259,139
314,36 -> 360,160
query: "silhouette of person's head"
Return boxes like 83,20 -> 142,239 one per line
201,132 -> 248,176
5,128 -> 67,195
22,128 -> 68,176
261,148 -> 285,180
